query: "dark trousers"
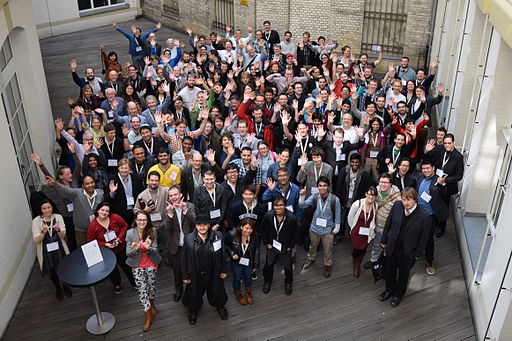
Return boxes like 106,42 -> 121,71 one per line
168,246 -> 183,292
49,271 -> 71,293
384,248 -> 415,298
425,215 -> 438,265
63,216 -> 77,251
437,194 -> 451,232
184,272 -> 226,313
262,248 -> 293,284
230,260 -> 253,291
110,250 -> 136,287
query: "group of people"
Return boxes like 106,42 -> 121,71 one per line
30,18 -> 465,331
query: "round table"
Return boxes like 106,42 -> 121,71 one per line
58,246 -> 117,335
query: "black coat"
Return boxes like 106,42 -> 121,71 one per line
106,173 -> 144,224
377,143 -> 414,173
392,172 -> 418,192
181,163 -> 223,202
181,229 -> 228,310
416,174 -> 449,221
427,147 -> 464,196
220,167 -> 257,207
261,210 -> 298,251
130,156 -> 157,183
335,166 -> 373,207
226,200 -> 266,234
163,202 -> 196,255
225,228 -> 260,269
192,184 -> 228,228
381,201 -> 431,258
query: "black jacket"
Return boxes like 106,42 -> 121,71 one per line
225,228 -> 260,269
181,163 -> 223,202
261,210 -> 298,251
427,147 -> 464,196
392,171 -> 418,192
377,143 -> 414,173
106,173 -> 144,224
130,155 -> 157,183
226,200 -> 266,234
192,184 -> 228,228
381,201 -> 431,258
220,167 -> 257,207
416,174 -> 449,221
335,166 -> 373,207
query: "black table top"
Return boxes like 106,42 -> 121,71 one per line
57,247 -> 117,287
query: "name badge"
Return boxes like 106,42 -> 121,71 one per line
370,151 -> 379,158
126,196 -> 135,206
420,191 -> 432,203
150,212 -> 162,221
298,159 -> 303,166
286,205 -> 294,213
104,230 -> 117,242
272,239 -> 282,251
436,169 -> 446,178
67,203 -> 74,212
268,202 -> 272,211
108,110 -> 114,119
239,257 -> 250,266
213,239 -> 222,252
359,227 -> 370,236
135,46 -> 143,52
46,241 -> 59,252
311,187 -> 319,194
316,218 -> 327,227
108,159 -> 118,167
210,209 -> 221,219
89,214 -> 96,222
336,152 -> 346,162
401,79 -> 407,86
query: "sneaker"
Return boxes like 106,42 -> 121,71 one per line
302,259 -> 314,270
114,286 -> 122,295
426,266 -> 436,275
251,272 -> 258,280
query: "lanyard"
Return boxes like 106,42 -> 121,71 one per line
300,137 -> 309,154
255,122 -> 263,136
143,138 -> 154,155
281,186 -> 291,201
318,195 -> 330,214
274,216 -> 286,238
241,239 -> 249,256
442,152 -> 450,169
209,187 -> 216,206
370,133 -> 378,147
314,164 -> 324,182
86,194 -> 96,210
106,138 -> 115,157
192,171 -> 202,187
244,201 -> 254,215
135,162 -> 144,175
363,207 -> 371,226
392,147 -> 400,165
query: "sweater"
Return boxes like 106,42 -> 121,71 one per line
55,183 -> 104,232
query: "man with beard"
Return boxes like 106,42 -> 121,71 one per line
70,59 -> 104,96
140,92 -> 172,129
147,148 -> 181,188
178,75 -> 203,111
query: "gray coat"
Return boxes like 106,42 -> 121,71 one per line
125,228 -> 161,268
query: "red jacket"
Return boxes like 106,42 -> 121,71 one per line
87,213 -> 128,254
393,119 -> 429,159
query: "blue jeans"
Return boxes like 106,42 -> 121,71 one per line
230,259 -> 253,291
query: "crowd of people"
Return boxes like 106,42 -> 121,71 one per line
30,19 -> 464,331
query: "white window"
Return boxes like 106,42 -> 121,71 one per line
78,0 -> 125,11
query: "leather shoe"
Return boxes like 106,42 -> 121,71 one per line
379,291 -> 392,301
174,288 -> 183,302
324,266 -> 332,278
363,260 -> 373,270
390,296 -> 402,307
285,283 -> 293,295
435,227 -> 445,238
262,282 -> 271,294
217,306 -> 228,320
188,311 -> 197,325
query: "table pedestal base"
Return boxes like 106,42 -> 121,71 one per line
86,312 -> 115,334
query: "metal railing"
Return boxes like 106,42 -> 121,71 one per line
212,0 -> 234,33
163,0 -> 180,17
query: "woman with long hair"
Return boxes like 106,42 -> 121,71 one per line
126,211 -> 161,332
359,117 -> 390,182
226,218 -> 259,305
31,199 -> 72,300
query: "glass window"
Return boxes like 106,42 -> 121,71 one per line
78,0 -> 125,11
0,37 -> 12,71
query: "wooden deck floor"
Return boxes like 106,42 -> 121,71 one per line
3,19 -> 475,340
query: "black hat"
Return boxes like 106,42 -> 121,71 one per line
195,213 -> 211,225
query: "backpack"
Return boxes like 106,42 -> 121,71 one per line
311,193 -> 337,218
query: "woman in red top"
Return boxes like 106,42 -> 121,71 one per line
87,202 -> 135,294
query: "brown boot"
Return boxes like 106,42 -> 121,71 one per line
245,287 -> 254,305
150,299 -> 158,316
234,290 -> 247,305
143,310 -> 153,332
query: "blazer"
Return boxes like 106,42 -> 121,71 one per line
392,172 -> 418,192
416,174 -> 450,221
125,227 -> 161,268
181,163 -> 223,202
106,173 -> 145,223
335,166 -> 373,207
377,143 -> 414,172
381,201 -> 431,258
192,184 -> 228,228
163,202 -> 196,255
428,147 -> 464,196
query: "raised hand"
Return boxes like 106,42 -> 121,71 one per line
247,24 -> 253,32
299,187 -> 306,196
206,149 -> 216,164
144,56 -> 150,66
300,153 -> 308,166
265,177 -> 275,192
156,22 -> 162,29
387,162 -> 396,174
131,25 -> 137,34
30,153 -> 43,165
109,180 -> 118,193
437,82 -> 444,95
226,24 -> 232,33
227,145 -> 235,156
280,113 -> 291,125
94,138 -> 104,151
122,124 -> 130,137
356,127 -> 364,137
250,154 -> 258,169
318,126 -> 326,139
422,112 -> 430,122
112,21 -> 117,28
70,59 -> 77,71
186,27 -> 192,36
425,139 -> 436,153
46,176 -> 57,186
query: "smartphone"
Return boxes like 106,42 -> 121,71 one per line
371,45 -> 381,52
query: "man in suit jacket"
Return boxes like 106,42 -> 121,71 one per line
377,132 -> 414,174
390,157 -> 418,191
416,160 -> 449,275
106,159 -> 144,225
181,151 -> 223,202
379,188 -> 431,307
163,185 -> 195,302
193,170 -> 229,234
424,133 -> 464,237
220,163 -> 257,208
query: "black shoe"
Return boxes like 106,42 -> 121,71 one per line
63,285 -> 73,298
324,266 -> 332,278
363,260 -> 373,270
174,288 -> 183,302
333,235 -> 342,245
285,283 -> 292,295
114,285 -> 122,295
188,311 -> 197,325
251,271 -> 258,280
379,291 -> 392,301
217,306 -> 228,320
303,243 -> 309,251
435,227 -> 445,238
390,296 -> 402,307
262,282 -> 271,294
56,289 -> 64,301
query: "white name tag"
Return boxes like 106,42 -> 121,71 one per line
316,218 -> 327,227
272,239 -> 282,251
104,230 -> 117,242
436,169 -> 446,178
268,202 -> 272,211
46,241 -> 59,252
135,46 -> 143,52
89,214 -> 96,222
336,153 -> 346,162
359,227 -> 370,236
311,187 -> 319,194
298,159 -> 303,166
286,205 -> 294,213
108,159 -> 118,167
370,151 -> 379,158
420,191 -> 432,203
239,257 -> 250,266
150,212 -> 162,221
210,209 -> 221,219
67,203 -> 74,212
108,110 -> 114,119
126,196 -> 135,206
213,239 -> 222,252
